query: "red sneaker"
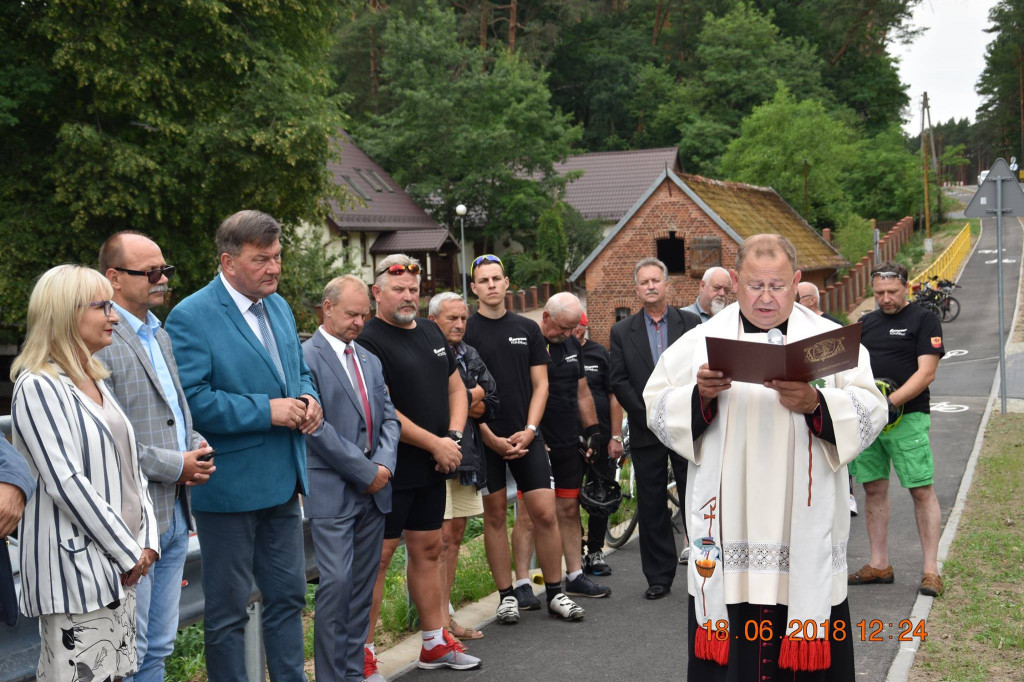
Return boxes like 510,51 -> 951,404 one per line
418,631 -> 482,670
364,646 -> 381,679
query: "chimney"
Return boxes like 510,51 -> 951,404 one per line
821,228 -> 832,244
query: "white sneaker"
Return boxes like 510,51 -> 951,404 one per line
547,592 -> 585,621
679,546 -> 691,564
496,595 -> 519,624
849,493 -> 859,517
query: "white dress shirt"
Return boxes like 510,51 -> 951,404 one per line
220,272 -> 278,351
319,326 -> 366,393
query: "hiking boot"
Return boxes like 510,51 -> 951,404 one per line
848,563 -> 894,585
582,550 -> 612,576
920,573 -> 944,597
418,631 -> 482,670
547,592 -> 585,621
514,583 -> 541,611
496,595 -> 520,624
564,572 -> 611,598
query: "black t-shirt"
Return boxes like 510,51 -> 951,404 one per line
861,303 -> 944,414
358,317 -> 456,489
580,340 -> 612,437
541,335 -> 585,448
464,312 -> 549,438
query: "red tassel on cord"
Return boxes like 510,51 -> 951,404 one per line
694,627 -> 730,666
779,636 -> 831,672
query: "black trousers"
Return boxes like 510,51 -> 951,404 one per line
687,596 -> 856,681
632,442 -> 688,587
585,440 -> 613,554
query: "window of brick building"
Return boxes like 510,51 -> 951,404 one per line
657,233 -> 685,273
615,307 -> 631,322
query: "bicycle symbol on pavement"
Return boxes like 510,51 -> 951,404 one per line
930,401 -> 969,413
942,350 -> 968,359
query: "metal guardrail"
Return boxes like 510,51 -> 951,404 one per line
0,415 -> 320,682
909,222 -> 972,291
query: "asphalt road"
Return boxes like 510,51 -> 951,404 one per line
396,215 -> 1023,682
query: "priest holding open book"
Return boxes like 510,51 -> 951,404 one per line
643,234 -> 888,681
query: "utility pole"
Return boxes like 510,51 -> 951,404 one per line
924,93 -> 942,223
1019,46 -> 1023,172
921,93 -> 932,244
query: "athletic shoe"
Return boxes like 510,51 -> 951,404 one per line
514,583 -> 541,611
678,546 -> 691,565
418,631 -> 482,670
849,493 -> 859,517
564,573 -> 611,598
583,550 -> 612,576
548,592 -> 585,621
496,595 -> 520,624
363,647 -> 385,681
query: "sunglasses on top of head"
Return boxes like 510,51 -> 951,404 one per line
380,263 -> 421,276
471,254 -> 503,275
114,265 -> 176,284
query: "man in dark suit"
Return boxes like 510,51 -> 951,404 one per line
166,210 -> 323,682
97,231 -> 214,682
609,257 -> 700,600
0,437 -> 34,627
303,275 -> 399,682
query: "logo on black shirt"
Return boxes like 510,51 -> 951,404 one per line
584,364 -> 599,372
564,354 -> 578,363
889,328 -> 907,336
433,347 -> 447,357
509,336 -> 528,346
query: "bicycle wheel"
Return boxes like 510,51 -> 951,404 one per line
605,456 -> 638,548
941,296 -> 960,322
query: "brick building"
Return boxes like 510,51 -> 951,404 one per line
569,168 -> 847,347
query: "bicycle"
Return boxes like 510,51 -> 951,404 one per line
604,419 -> 681,548
912,278 -> 960,322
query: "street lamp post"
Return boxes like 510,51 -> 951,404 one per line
456,204 -> 468,300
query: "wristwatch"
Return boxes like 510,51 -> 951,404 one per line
525,424 -> 538,434
611,435 -> 623,443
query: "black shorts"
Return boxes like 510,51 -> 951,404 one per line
549,445 -> 584,498
384,482 -> 446,539
484,434 -> 553,496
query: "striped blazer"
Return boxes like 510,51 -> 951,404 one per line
12,367 -> 159,618
97,321 -> 204,534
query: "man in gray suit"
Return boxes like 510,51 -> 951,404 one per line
97,231 -> 215,682
303,275 -> 399,682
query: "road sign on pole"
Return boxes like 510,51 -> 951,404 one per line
965,158 -> 1024,413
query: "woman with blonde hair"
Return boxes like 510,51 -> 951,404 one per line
10,264 -> 158,681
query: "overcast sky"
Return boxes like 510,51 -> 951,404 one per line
890,0 -> 1000,135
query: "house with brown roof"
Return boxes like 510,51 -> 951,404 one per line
569,168 -> 847,348
313,131 -> 460,293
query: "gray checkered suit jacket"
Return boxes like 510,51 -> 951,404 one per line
97,319 -> 204,534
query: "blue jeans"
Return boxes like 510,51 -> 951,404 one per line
127,497 -> 190,682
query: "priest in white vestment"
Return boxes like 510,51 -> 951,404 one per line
644,234 -> 887,681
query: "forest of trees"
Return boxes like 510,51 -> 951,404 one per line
1,0 -> 1019,330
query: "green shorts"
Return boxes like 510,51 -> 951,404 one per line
850,411 -> 934,488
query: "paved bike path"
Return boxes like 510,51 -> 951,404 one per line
395,217 -> 1023,681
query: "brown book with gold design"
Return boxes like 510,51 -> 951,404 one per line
705,323 -> 862,384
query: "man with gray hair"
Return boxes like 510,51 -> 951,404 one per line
357,255 -> 480,671
166,209 -> 322,681
682,266 -> 732,322
428,291 -> 496,641
797,281 -> 843,325
609,257 -> 700,599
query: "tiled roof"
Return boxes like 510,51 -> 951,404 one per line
326,131 -> 440,232
554,147 -> 681,222
370,229 -> 457,254
678,173 -> 846,271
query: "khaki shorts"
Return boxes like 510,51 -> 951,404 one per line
444,478 -> 483,520
850,412 -> 934,488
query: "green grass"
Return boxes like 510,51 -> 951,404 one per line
909,413 -> 1024,682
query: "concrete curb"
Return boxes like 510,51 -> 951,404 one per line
886,217 -> 1024,681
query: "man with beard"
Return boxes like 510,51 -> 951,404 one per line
464,255 -> 586,623
358,255 -> 480,672
848,262 -> 945,598
98,231 -> 215,682
609,258 -> 700,600
682,266 -> 732,322
644,234 -> 886,680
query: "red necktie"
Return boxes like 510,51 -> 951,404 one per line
345,347 -> 373,451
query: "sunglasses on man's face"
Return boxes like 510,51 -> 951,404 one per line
114,265 -> 176,284
381,263 -> 421,276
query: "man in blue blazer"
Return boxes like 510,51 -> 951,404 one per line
1,436 -> 34,628
303,275 -> 399,682
166,210 -> 322,682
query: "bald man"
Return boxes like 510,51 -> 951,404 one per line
682,267 -> 732,322
797,282 -> 843,325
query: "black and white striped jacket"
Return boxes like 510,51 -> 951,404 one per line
12,366 -> 158,617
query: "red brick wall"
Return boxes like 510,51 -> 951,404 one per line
584,179 -> 739,348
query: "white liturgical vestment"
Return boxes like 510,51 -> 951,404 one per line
643,303 -> 886,635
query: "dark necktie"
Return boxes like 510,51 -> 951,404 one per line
345,347 -> 373,451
